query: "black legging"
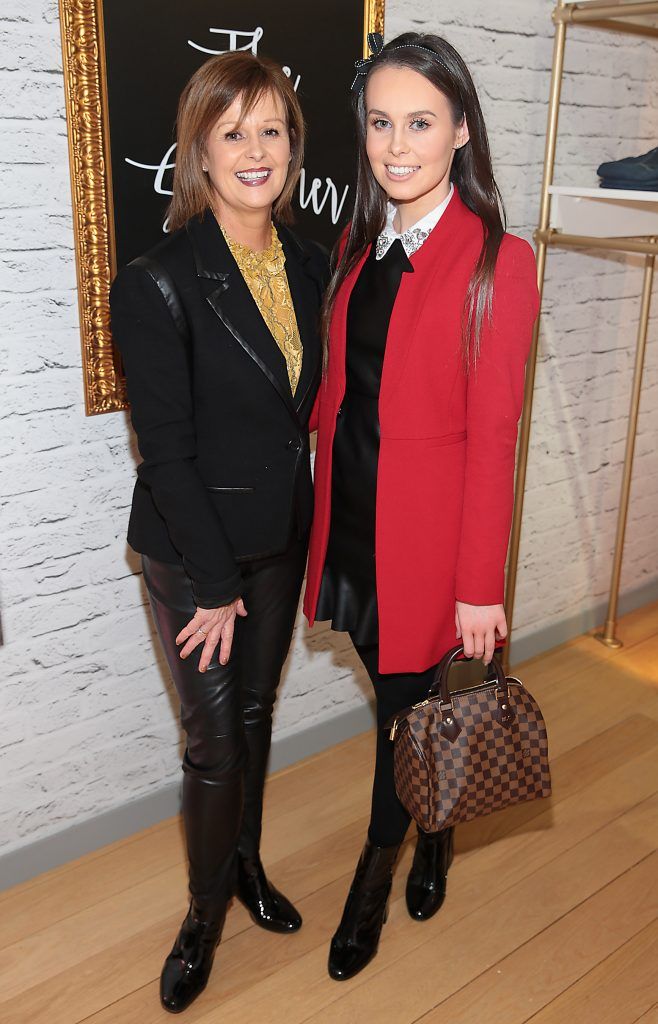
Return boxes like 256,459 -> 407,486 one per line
352,639 -> 439,848
142,536 -> 307,913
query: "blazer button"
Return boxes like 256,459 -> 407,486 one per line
287,439 -> 301,451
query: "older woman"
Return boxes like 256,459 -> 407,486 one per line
110,53 -> 327,1013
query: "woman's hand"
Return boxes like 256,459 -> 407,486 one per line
455,601 -> 507,665
176,598 -> 248,673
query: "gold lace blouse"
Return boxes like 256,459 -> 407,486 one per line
220,223 -> 303,395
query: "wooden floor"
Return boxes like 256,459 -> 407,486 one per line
3,603 -> 658,1024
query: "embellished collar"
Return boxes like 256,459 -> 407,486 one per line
375,183 -> 455,261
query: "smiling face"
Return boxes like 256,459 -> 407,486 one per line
203,88 -> 291,223
364,65 -> 469,229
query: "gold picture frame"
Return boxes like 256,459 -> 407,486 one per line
59,0 -> 385,415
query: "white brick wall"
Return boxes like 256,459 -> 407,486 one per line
1,0 -> 657,859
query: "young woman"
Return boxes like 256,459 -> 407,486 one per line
110,54 -> 327,1012
304,32 -> 540,980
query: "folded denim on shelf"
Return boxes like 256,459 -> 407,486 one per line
597,146 -> 658,187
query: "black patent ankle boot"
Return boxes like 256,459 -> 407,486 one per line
160,901 -> 226,1013
328,838 -> 401,981
405,825 -> 455,921
236,852 -> 302,933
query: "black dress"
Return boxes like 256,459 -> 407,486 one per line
315,238 -> 413,645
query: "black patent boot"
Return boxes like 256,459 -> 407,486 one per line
236,852 -> 302,933
328,838 -> 401,981
160,770 -> 240,1014
405,825 -> 455,921
160,901 -> 226,1014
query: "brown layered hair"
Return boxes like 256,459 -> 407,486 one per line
167,52 -> 305,231
323,32 -> 506,368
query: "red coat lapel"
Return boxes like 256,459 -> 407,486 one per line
326,244 -> 371,399
380,188 -> 474,409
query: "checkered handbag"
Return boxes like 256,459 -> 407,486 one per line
387,644 -> 551,833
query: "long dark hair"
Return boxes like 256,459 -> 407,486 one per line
322,32 -> 505,368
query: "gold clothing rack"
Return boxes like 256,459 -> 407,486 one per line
505,0 -> 658,666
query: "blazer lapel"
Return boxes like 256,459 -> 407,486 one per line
277,224 -> 323,415
186,213 -> 297,421
379,189 -> 468,409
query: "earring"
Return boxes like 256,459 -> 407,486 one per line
202,165 -> 208,172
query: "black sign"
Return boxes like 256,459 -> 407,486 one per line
101,1 -> 367,269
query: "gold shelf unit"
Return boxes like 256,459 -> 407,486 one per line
506,0 -> 658,663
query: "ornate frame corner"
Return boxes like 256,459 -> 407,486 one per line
59,0 -> 126,415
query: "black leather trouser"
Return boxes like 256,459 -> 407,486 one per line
142,536 -> 307,913
352,640 -> 439,848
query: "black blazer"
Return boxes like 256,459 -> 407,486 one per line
109,212 -> 329,607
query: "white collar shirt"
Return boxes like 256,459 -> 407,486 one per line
375,182 -> 455,261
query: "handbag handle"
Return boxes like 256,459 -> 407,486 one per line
427,644 -> 515,741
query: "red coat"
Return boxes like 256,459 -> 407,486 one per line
303,188 -> 540,673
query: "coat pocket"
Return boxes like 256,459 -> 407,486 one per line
205,486 -> 256,493
424,430 -> 466,448
381,430 -> 466,447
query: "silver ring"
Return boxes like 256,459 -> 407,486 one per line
197,627 -> 208,636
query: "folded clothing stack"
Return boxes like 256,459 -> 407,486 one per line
597,146 -> 658,191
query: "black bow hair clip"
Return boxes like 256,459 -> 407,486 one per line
350,33 -> 451,96
351,31 -> 384,94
